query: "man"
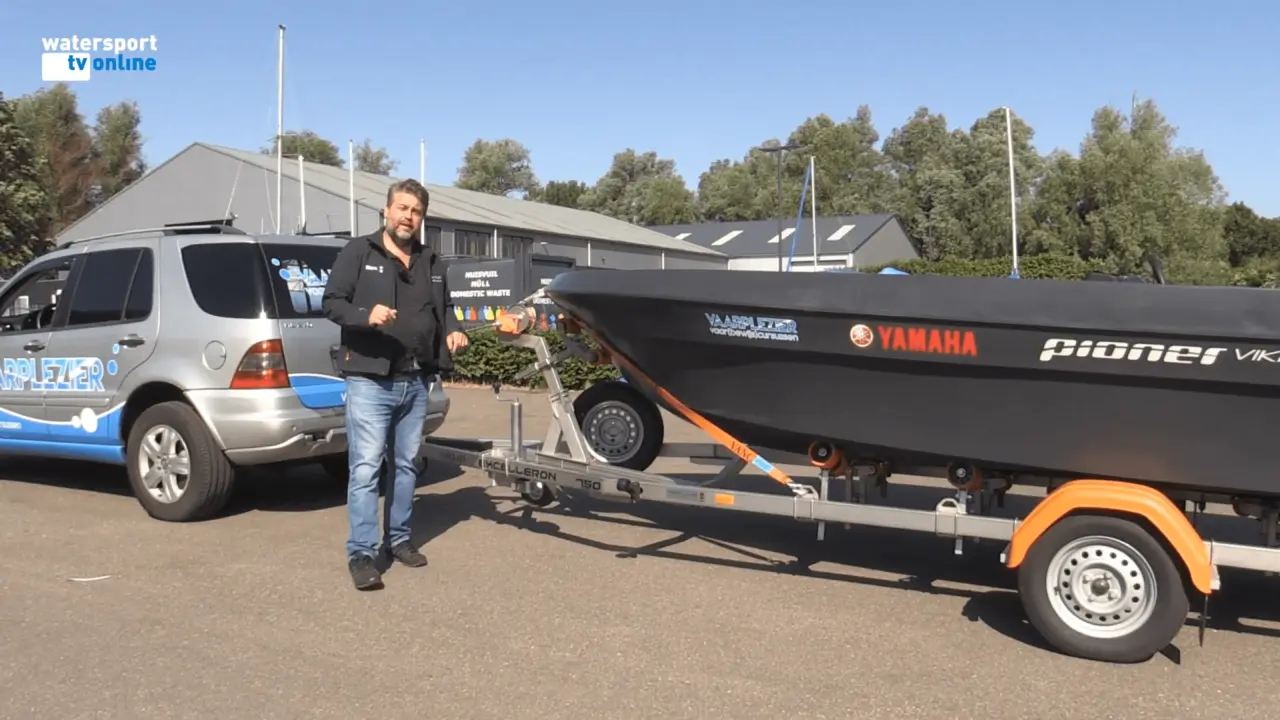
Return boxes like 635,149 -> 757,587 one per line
322,178 -> 469,590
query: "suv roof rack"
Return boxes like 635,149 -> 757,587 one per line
295,230 -> 352,237
61,220 -> 247,247
162,223 -> 245,236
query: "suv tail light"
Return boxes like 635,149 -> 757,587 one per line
230,339 -> 289,389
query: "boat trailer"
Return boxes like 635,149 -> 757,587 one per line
423,294 -> 1280,665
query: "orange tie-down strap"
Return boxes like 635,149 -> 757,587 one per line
586,330 -> 799,489
494,306 -> 535,335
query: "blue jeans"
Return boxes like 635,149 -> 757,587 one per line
344,374 -> 429,559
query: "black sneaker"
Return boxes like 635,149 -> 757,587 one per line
348,554 -> 384,590
388,542 -> 428,568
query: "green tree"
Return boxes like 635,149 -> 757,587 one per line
352,139 -> 397,175
528,179 -> 589,208
697,109 -> 898,225
1034,98 -> 1228,281
695,154 -> 772,222
578,149 -> 699,225
880,107 -> 967,260
261,130 -> 344,168
1022,149 -> 1083,258
455,138 -> 538,196
91,100 -> 146,200
0,93 -> 52,269
786,107 -> 897,216
11,83 -> 97,235
1221,201 -> 1280,267
947,108 -> 1045,261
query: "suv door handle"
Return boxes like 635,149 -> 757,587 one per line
23,339 -> 45,352
118,334 -> 145,348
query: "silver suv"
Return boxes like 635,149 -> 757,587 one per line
0,223 -> 450,522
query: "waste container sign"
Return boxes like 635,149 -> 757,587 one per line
446,258 -> 517,326
529,257 -> 575,331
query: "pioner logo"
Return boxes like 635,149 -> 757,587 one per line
1039,338 -> 1227,365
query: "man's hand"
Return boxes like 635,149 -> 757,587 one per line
369,304 -> 397,326
445,331 -> 469,353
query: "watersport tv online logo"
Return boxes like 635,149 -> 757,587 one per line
41,35 -> 159,82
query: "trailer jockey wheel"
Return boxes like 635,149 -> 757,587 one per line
573,380 -> 664,471
520,480 -> 557,507
1017,514 -> 1189,664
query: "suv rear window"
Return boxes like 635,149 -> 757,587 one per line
180,241 -> 342,320
181,243 -> 276,319
260,243 -> 340,319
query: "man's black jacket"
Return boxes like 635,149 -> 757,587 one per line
321,229 -> 462,378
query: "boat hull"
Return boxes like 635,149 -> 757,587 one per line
546,268 -> 1280,499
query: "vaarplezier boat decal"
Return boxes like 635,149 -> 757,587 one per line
704,313 -> 799,343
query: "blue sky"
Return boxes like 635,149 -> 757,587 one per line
5,0 -> 1277,216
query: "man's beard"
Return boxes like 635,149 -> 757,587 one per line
389,224 -> 416,244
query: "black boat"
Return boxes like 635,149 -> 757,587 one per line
545,267 -> 1280,500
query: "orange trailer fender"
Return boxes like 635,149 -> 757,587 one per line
1005,479 -> 1214,596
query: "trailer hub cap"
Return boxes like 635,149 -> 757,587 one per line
1046,536 -> 1157,639
583,401 -> 642,462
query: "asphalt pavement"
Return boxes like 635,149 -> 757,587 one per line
3,386 -> 1280,719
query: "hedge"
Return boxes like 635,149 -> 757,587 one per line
449,254 -> 1106,389
450,326 -> 621,390
865,254 -> 1107,280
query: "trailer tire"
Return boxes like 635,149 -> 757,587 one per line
1017,514 -> 1189,664
573,381 -> 664,471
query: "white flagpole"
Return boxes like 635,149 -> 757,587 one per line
347,139 -> 355,234
419,139 -> 426,245
296,153 -> 305,232
810,156 -> 818,269
274,24 -> 285,234
1004,106 -> 1019,277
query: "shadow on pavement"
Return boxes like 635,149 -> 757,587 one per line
226,457 -> 467,516
0,454 -> 467,519
0,457 -> 133,497
412,460 -> 1280,661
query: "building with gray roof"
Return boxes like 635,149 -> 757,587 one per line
648,213 -> 919,272
56,142 -> 727,277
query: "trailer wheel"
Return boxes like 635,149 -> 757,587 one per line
1018,514 -> 1189,663
520,480 -> 557,507
573,381 -> 664,471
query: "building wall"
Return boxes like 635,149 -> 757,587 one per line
728,254 -> 851,271
56,145 -> 387,243
532,236 -> 721,271
56,146 -> 727,281
722,222 -> 919,272
850,219 -> 919,269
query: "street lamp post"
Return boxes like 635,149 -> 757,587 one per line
754,142 -> 803,271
